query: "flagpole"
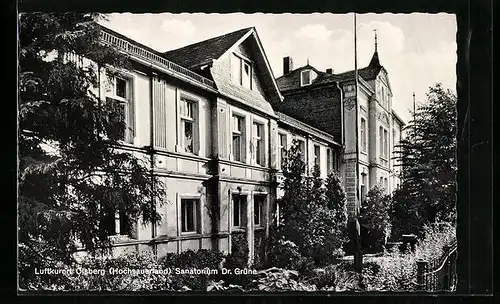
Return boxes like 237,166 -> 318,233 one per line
353,12 -> 363,275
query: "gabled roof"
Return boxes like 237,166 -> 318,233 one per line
163,27 -> 253,69
276,50 -> 383,93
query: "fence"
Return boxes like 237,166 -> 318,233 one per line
416,240 -> 457,292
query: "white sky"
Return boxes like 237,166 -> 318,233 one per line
100,13 -> 457,123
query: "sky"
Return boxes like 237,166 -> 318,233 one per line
100,13 -> 457,124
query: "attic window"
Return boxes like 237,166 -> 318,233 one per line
300,70 -> 312,86
231,53 -> 252,90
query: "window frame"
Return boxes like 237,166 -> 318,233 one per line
176,91 -> 200,155
231,53 -> 252,90
105,72 -> 135,144
253,194 -> 266,227
180,198 -> 200,234
278,132 -> 287,170
313,144 -> 321,169
300,70 -> 312,86
252,120 -> 266,167
231,194 -> 248,229
231,114 -> 245,162
178,194 -> 202,235
360,117 -> 367,153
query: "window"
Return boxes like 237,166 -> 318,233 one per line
180,97 -> 196,153
300,70 -> 311,86
314,145 -> 321,168
384,129 -> 389,158
326,148 -> 332,173
254,195 -> 265,226
278,133 -> 287,170
105,74 -> 134,143
181,199 -> 200,233
252,122 -> 264,166
297,140 -> 306,164
360,118 -> 367,152
101,196 -> 134,238
379,127 -> 384,156
232,195 -> 247,228
232,53 -> 252,89
361,173 -> 367,203
232,115 -> 245,162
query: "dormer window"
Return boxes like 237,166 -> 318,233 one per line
300,70 -> 312,86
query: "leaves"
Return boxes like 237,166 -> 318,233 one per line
391,83 -> 457,238
18,13 -> 165,289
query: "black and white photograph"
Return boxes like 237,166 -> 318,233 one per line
18,11 -> 460,293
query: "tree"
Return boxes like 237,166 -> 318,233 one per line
274,139 -> 348,266
391,83 -> 457,238
18,13 -> 165,288
359,186 -> 392,253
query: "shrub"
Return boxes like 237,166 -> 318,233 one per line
361,247 -> 417,291
415,221 -> 456,261
359,186 -> 392,253
158,249 -> 225,291
265,238 -> 314,276
249,267 -> 317,291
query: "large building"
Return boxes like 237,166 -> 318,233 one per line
77,25 -> 403,263
275,36 -> 405,219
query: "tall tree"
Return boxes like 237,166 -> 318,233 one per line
391,83 -> 457,238
276,140 -> 348,265
18,13 -> 165,287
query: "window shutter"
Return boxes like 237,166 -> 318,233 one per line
153,77 -> 167,149
269,121 -> 278,169
218,107 -> 228,159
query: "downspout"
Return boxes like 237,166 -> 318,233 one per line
336,81 -> 346,152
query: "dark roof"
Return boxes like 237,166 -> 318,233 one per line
276,51 -> 383,93
163,27 -> 253,69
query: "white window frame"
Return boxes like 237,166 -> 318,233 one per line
176,91 -> 200,155
278,133 -> 287,170
231,53 -> 252,90
104,71 -> 135,144
231,194 -> 248,229
313,144 -> 321,168
177,194 -> 203,235
252,119 -> 266,167
300,70 -> 312,86
232,114 -> 245,162
180,198 -> 201,234
253,194 -> 266,227
360,117 -> 367,153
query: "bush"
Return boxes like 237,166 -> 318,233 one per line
359,186 -> 392,253
361,247 -> 417,291
249,267 -> 317,291
265,238 -> 315,276
158,249 -> 225,291
415,221 -> 456,261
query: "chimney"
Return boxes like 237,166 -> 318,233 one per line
326,68 -> 333,74
283,56 -> 293,75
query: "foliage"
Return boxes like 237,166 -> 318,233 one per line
249,268 -> 317,291
225,233 -> 249,269
265,238 -> 315,276
415,221 -> 456,262
359,186 -> 392,253
391,83 -> 457,238
18,12 -> 166,288
275,140 -> 348,266
361,247 -> 417,292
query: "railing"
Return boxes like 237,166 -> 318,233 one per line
416,240 -> 458,292
99,30 -> 216,89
